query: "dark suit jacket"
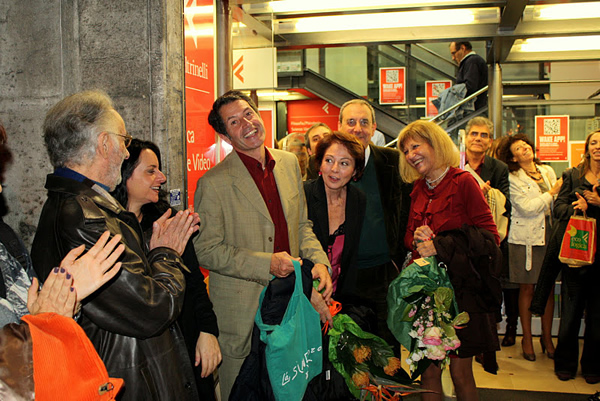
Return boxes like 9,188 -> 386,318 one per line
369,144 -> 413,266
479,155 -> 511,216
457,52 -> 488,110
304,177 -> 366,295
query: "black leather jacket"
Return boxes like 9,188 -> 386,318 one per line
31,174 -> 198,401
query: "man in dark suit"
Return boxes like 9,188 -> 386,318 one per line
450,41 -> 488,110
465,116 -> 516,372
337,99 -> 412,346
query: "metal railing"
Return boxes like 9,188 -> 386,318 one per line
385,85 -> 489,147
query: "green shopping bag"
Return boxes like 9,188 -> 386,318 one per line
255,260 -> 323,401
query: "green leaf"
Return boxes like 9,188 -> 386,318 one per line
452,312 -> 470,327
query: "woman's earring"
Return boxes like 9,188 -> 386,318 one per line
318,171 -> 322,176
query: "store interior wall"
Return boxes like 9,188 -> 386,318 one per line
0,0 -> 184,247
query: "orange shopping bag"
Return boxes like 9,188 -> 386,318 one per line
559,211 -> 597,268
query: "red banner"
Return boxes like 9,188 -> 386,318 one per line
287,100 -> 340,135
184,0 -> 218,210
426,80 -> 452,117
379,67 -> 406,105
535,115 -> 569,162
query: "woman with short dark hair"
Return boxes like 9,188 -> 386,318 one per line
304,131 -> 365,296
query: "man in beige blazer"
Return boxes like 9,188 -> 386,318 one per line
193,91 -> 332,400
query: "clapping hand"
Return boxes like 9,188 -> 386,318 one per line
150,208 -> 200,255
27,269 -> 77,317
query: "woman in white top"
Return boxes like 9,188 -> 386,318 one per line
498,134 -> 562,362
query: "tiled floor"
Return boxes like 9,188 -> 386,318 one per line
473,336 -> 599,395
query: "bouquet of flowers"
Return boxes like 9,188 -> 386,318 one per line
387,256 -> 469,376
328,312 -> 424,400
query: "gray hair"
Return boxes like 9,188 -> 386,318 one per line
43,90 -> 115,168
465,116 -> 494,137
338,98 -> 376,125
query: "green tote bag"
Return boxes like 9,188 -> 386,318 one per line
255,260 -> 323,401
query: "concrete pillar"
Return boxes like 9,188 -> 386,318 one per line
488,63 -> 503,138
216,0 -> 232,96
0,0 -> 184,246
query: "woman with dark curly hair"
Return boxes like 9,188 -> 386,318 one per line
112,139 -> 221,400
497,134 -> 562,362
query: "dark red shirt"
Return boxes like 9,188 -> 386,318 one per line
237,149 -> 291,254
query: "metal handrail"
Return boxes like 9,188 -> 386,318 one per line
429,85 -> 488,124
385,85 -> 488,147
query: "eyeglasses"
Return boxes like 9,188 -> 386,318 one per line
344,118 -> 372,128
108,132 -> 133,147
468,131 -> 490,140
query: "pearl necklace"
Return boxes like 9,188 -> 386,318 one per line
425,166 -> 450,190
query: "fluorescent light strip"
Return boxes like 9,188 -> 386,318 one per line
280,9 -> 480,33
526,2 -> 600,21
268,0 -> 455,13
517,36 -> 600,52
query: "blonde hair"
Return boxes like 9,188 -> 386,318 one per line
397,120 -> 459,183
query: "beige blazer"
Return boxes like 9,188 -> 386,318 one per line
193,148 -> 329,360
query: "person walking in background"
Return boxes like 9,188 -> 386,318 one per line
449,41 -> 488,110
497,134 -> 562,362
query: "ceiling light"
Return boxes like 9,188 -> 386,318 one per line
268,0 -> 454,13
279,8 -> 491,34
515,36 -> 600,52
524,2 -> 600,21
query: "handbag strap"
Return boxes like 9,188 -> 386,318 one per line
255,259 -> 303,338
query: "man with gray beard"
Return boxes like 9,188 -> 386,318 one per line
31,90 -> 200,400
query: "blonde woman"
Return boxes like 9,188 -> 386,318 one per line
399,121 -> 500,401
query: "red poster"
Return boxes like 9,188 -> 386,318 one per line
570,141 -> 585,167
426,80 -> 452,117
287,100 -> 340,135
535,115 -> 569,162
379,67 -> 406,105
259,110 -> 274,148
184,0 -> 217,209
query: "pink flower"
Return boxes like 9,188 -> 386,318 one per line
422,327 -> 443,346
408,306 -> 417,318
426,345 -> 446,360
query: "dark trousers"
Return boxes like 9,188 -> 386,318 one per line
555,266 -> 600,376
338,261 -> 400,352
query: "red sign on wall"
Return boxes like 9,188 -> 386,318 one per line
184,0 -> 217,209
535,115 -> 569,162
426,80 -> 452,118
287,100 -> 340,135
379,67 -> 406,105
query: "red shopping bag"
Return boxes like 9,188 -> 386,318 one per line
559,212 -> 596,268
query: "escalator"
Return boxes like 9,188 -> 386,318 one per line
277,68 -> 409,141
